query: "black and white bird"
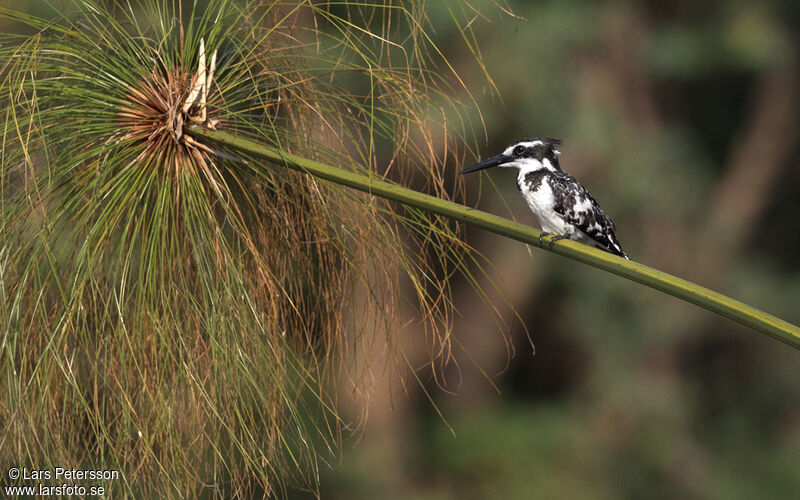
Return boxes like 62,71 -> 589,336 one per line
461,138 -> 628,259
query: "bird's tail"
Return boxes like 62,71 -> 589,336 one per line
603,236 -> 628,259
615,247 -> 630,260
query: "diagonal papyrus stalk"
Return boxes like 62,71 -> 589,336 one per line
187,126 -> 800,350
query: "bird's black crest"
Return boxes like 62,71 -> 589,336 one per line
518,137 -> 562,147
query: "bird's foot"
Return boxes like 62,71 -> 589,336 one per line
548,234 -> 569,249
538,231 -> 551,246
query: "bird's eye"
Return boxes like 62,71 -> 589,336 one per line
513,145 -> 525,156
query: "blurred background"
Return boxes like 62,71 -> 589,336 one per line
307,1 -> 800,499
4,1 -> 799,498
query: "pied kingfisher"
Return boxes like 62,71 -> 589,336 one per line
461,138 -> 628,259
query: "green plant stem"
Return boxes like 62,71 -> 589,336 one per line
187,126 -> 800,350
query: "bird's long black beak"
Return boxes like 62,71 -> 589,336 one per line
460,154 -> 513,174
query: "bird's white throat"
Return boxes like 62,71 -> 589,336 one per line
515,157 -> 557,184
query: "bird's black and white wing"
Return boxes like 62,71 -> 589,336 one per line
549,174 -> 628,259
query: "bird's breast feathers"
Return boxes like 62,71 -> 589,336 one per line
517,172 -> 574,235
